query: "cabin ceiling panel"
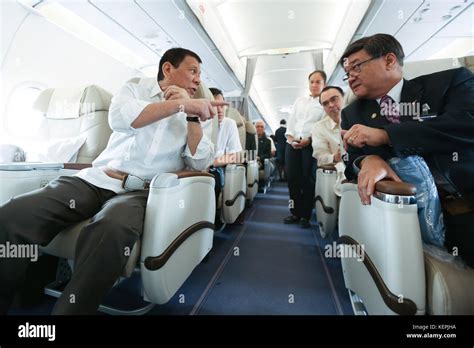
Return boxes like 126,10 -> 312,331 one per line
137,0 -> 240,92
58,0 -> 159,64
395,0 -> 471,57
187,0 -> 370,130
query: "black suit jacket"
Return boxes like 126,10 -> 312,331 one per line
341,67 -> 474,201
257,135 -> 272,162
275,126 -> 287,152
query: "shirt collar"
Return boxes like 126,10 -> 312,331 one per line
325,115 -> 339,130
377,78 -> 404,104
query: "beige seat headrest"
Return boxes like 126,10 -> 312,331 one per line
194,83 -> 214,101
245,121 -> 256,135
33,85 -> 112,119
226,107 -> 245,127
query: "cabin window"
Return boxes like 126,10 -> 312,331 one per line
5,83 -> 45,138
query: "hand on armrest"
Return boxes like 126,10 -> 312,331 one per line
357,155 -> 402,205
374,180 -> 416,196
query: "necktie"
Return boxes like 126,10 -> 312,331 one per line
380,95 -> 400,124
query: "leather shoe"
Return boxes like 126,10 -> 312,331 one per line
284,215 -> 300,224
300,218 -> 310,228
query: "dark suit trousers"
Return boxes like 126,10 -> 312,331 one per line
285,143 -> 316,220
0,176 -> 148,315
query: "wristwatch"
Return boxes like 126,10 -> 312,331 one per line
186,116 -> 200,123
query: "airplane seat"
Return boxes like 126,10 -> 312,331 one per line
314,164 -> 339,239
424,247 -> 474,315
339,56 -> 474,315
225,109 -> 246,149
339,180 -> 425,315
33,85 -> 113,163
3,80 -> 217,314
462,56 -> 474,70
0,85 -> 113,205
220,107 -> 247,223
244,120 -> 259,204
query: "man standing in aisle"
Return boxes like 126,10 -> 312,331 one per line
284,70 -> 326,228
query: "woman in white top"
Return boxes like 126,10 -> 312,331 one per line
284,70 -> 326,228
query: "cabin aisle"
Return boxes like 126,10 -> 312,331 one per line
190,182 -> 353,315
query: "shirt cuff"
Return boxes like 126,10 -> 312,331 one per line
335,161 -> 345,173
182,134 -> 215,171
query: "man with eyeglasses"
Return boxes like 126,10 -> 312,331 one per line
340,33 -> 474,267
311,86 -> 346,196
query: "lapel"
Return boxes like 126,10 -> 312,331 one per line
358,79 -> 425,125
400,78 -> 425,122
358,99 -> 390,128
400,78 -> 424,103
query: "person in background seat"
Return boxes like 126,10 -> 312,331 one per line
208,87 -> 242,229
255,120 -> 272,192
311,86 -> 346,196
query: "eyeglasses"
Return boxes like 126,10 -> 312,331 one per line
321,95 -> 341,108
342,56 -> 381,81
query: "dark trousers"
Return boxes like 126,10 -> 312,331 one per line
209,167 -> 223,224
0,176 -> 148,315
285,143 -> 316,220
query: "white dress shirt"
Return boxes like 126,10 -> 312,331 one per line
311,115 -> 346,196
286,95 -> 324,139
311,115 -> 346,167
376,78 -> 404,104
215,117 -> 242,158
76,80 -> 214,193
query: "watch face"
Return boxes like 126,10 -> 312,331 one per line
187,116 -> 200,123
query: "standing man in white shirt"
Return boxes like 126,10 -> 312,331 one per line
284,70 -> 326,228
311,86 -> 347,196
0,48 -> 227,315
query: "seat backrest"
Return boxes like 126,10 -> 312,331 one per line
225,107 -> 246,150
33,85 -> 113,163
193,82 -> 218,145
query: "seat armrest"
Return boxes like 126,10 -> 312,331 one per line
375,180 -> 416,196
174,170 -> 214,179
341,179 -> 416,196
63,163 -> 93,170
318,164 -> 337,172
